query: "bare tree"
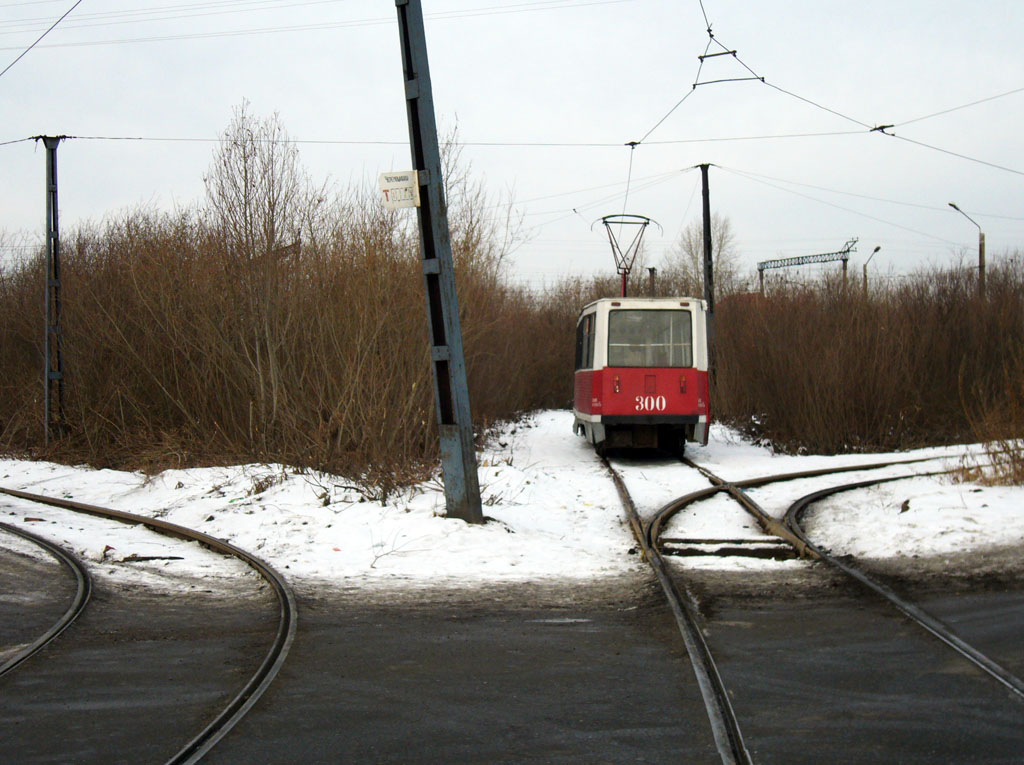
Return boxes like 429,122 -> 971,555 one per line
661,212 -> 741,296
203,102 -> 310,446
204,100 -> 306,258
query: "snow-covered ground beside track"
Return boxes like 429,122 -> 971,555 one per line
1,411 -> 1021,591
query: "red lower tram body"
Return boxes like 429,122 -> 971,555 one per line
572,298 -> 710,455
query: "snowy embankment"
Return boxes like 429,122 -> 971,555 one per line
1,411 -> 1022,592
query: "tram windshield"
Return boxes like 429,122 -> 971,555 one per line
607,309 -> 693,368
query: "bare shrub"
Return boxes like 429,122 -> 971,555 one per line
0,109 -> 576,494
715,262 -> 1024,457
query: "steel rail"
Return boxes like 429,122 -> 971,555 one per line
646,454 -> 963,554
784,476 -> 1024,702
0,486 -> 298,764
605,454 -> 955,763
604,459 -> 752,765
0,521 -> 92,679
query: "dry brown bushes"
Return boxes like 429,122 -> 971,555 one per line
0,111 -> 569,496
714,265 -> 1024,458
3,106 -> 1022,489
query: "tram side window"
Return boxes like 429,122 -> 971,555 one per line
575,314 -> 596,370
587,317 -> 596,367
607,310 -> 693,368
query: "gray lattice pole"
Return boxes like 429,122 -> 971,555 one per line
42,136 -> 65,445
395,0 -> 483,524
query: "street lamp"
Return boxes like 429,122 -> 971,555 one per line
863,245 -> 881,295
949,202 -> 986,297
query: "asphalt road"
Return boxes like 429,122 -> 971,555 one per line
2,539 -> 1021,764
0,543 -> 276,764
208,579 -> 721,763
681,565 -> 1024,764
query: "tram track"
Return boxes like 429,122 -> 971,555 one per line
0,521 -> 91,679
606,451 -> 1024,763
605,457 -> 752,765
784,476 -> 1024,701
0,486 -> 297,764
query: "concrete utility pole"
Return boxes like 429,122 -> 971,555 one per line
41,136 -> 66,445
949,202 -> 985,298
394,0 -> 483,524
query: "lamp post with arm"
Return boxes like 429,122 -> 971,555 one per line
863,245 -> 881,295
949,202 -> 985,298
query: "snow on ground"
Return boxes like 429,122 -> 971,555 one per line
1,411 -> 1021,592
803,478 -> 1024,561
0,412 -> 637,591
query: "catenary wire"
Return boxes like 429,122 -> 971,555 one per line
0,0 -> 630,49
717,166 -> 1024,220
887,132 -> 1024,178
0,130 -> 870,149
720,165 -> 962,246
0,0 -> 80,80
633,3 -> 1023,182
894,85 -> 1024,128
0,1 -> 350,35
0,0 -> 600,34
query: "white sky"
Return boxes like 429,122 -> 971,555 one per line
2,0 -> 1022,289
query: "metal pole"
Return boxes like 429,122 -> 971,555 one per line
700,164 -> 714,314
699,164 -> 715,447
700,164 -> 715,361
395,0 -> 483,524
979,231 -> 986,298
42,136 -> 65,445
648,266 -> 657,296
949,202 -> 985,299
863,245 -> 880,296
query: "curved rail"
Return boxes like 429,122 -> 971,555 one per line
0,521 -> 92,679
784,476 -> 1024,702
604,459 -> 751,765
0,486 -> 298,764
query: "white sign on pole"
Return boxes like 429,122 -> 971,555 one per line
378,170 -> 420,210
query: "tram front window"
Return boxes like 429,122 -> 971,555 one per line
607,310 -> 693,368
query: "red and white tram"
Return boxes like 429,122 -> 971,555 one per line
573,297 -> 710,455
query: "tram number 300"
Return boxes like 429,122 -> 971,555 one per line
634,395 -> 667,412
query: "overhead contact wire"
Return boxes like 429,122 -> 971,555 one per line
0,0 -> 81,80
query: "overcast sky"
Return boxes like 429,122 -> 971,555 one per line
2,0 -> 1022,288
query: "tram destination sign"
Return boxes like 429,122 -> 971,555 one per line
378,170 -> 420,210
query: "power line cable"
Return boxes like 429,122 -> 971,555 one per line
0,0 -> 629,49
1,0 -> 329,26
718,165 -> 1024,221
634,5 -> 1024,182
1,0 -> 595,29
0,130 -> 865,148
645,129 -> 861,145
636,36 -> 712,145
0,0 -> 80,80
719,165 -> 961,246
0,1 -> 66,7
487,169 -> 682,210
886,132 -> 1024,178
893,85 -> 1024,128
